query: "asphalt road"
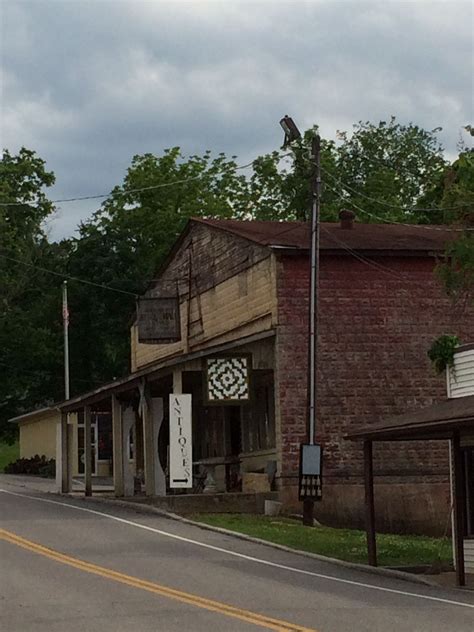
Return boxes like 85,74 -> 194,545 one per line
1,479 -> 473,631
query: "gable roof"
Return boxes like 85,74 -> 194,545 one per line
192,218 -> 458,254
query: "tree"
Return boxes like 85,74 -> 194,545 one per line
0,149 -> 65,442
247,118 -> 447,222
431,148 -> 474,305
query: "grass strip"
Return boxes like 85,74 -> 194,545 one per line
192,513 -> 452,568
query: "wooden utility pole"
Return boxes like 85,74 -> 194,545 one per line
303,134 -> 322,527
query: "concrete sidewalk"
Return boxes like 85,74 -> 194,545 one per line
0,473 -> 113,494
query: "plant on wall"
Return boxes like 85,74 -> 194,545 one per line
427,335 -> 460,375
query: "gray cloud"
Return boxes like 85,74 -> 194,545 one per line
1,0 -> 472,239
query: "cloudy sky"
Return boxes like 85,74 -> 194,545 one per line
1,0 -> 472,239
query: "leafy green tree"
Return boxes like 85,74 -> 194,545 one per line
432,149 -> 474,304
0,149 -> 65,442
248,118 -> 447,222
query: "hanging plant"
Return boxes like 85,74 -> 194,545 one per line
427,335 -> 460,375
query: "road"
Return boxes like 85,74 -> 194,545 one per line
1,479 -> 473,631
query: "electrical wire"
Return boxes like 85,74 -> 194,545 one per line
0,157 -> 274,208
320,167 -> 470,213
323,181 -> 473,233
0,252 -> 139,297
0,360 -> 107,387
319,225 -> 431,287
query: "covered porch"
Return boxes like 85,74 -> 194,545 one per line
57,331 -> 278,504
347,395 -> 474,587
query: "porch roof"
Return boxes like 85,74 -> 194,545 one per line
345,395 -> 474,442
57,329 -> 275,413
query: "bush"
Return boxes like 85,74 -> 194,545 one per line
4,454 -> 56,478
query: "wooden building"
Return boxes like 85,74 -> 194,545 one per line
17,215 -> 473,531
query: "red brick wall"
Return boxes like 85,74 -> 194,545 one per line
275,252 -> 473,533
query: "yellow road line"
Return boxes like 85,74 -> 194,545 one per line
0,528 -> 317,632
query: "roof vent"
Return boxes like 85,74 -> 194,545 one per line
339,209 -> 355,229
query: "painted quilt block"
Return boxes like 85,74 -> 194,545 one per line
205,356 -> 250,403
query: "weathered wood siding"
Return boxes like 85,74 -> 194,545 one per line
131,222 -> 277,371
448,347 -> 474,398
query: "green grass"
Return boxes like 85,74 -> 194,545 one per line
192,514 -> 452,568
0,441 -> 19,471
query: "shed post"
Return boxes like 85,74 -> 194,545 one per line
60,412 -> 70,493
452,431 -> 466,587
112,395 -> 124,497
364,439 -> 377,567
84,405 -> 92,497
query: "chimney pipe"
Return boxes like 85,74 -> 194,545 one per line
339,209 -> 355,229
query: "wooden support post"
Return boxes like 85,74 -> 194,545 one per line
364,440 -> 377,567
141,380 -> 155,497
60,412 -> 70,493
452,432 -> 466,587
173,369 -> 182,394
84,405 -> 92,497
112,395 -> 124,497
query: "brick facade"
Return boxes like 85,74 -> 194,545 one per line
276,252 -> 473,534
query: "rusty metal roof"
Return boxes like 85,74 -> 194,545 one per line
346,395 -> 474,441
193,218 -> 458,253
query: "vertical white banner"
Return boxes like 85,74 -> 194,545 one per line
169,394 -> 192,488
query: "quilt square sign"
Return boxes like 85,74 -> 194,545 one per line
205,356 -> 251,404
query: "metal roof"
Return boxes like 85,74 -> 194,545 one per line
193,218 -> 458,254
346,395 -> 474,441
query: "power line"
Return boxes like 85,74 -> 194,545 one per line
0,157 -> 267,208
323,181 -> 473,233
321,167 -> 469,213
0,360 -> 106,387
319,225 -> 430,287
0,252 -> 139,297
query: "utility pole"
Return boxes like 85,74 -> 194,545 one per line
280,116 -> 323,527
62,280 -> 70,400
302,133 -> 322,526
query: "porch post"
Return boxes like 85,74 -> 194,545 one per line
122,406 -> 136,496
84,406 -> 92,496
84,405 -> 92,497
452,431 -> 466,587
112,395 -> 124,497
141,380 -> 156,497
60,412 -> 70,493
364,439 -> 377,567
173,369 -> 182,394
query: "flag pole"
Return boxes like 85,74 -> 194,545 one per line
62,280 -> 70,400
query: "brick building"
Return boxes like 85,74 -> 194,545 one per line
35,214 -> 472,534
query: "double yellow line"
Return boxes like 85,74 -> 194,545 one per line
0,528 -> 317,632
